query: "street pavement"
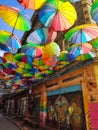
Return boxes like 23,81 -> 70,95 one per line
0,114 -> 20,130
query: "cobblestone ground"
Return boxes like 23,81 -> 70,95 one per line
0,114 -> 20,130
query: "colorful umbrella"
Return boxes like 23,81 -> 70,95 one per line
42,42 -> 60,66
41,69 -> 54,74
0,43 -> 11,52
37,65 -> 50,71
17,0 -> 46,10
0,30 -> 21,49
90,1 -> 98,23
26,41 -> 42,47
68,43 -> 92,56
59,51 -> 68,61
3,68 -> 16,75
17,62 -> 33,70
0,57 -> 6,64
56,61 -> 69,66
3,63 -> 17,69
14,53 -> 33,64
0,5 -> 31,31
38,0 -> 77,31
91,38 -> 98,48
3,52 -> 15,63
21,46 -> 42,58
32,58 -> 45,66
15,67 -> 29,74
27,27 -> 57,45
65,24 -> 98,44
76,52 -> 96,60
67,53 -> 76,61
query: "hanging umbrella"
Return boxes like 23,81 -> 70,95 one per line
68,43 -> 92,56
21,46 -> 42,58
90,1 -> 98,23
17,0 -> 46,10
65,24 -> 98,44
0,30 -> 21,49
38,0 -> 77,31
14,53 -> 33,64
3,52 -> 15,63
27,27 -> 57,45
17,62 -> 33,70
41,69 -> 54,74
15,67 -> 29,74
67,53 -> 76,62
42,42 -> 60,66
37,65 -> 50,71
59,51 -> 68,61
32,58 -> 45,66
0,70 -> 6,77
22,42 -> 41,49
0,43 -> 11,52
91,38 -> 98,48
0,5 -> 31,31
2,63 -> 17,69
76,52 -> 96,60
22,72 -> 34,77
56,61 -> 69,66
0,57 -> 6,64
3,68 -> 16,75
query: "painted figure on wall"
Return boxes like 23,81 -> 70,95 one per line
54,95 -> 69,123
69,102 -> 82,130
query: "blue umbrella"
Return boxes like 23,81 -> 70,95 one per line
0,43 -> 10,52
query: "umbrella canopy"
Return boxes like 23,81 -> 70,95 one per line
21,46 -> 42,58
3,52 -> 15,63
68,43 -> 92,56
76,52 -> 96,60
17,0 -> 46,10
0,57 -> 6,64
3,68 -> 16,75
65,24 -> 98,44
91,38 -> 98,48
59,51 -> 68,61
90,1 -> 98,23
0,5 -> 31,31
0,43 -> 11,52
27,27 -> 57,45
38,0 -> 77,31
14,53 -> 33,64
17,62 -> 33,70
32,58 -> 45,66
3,63 -> 17,69
0,30 -> 21,49
42,42 -> 60,66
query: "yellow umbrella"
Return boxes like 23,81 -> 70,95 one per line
0,5 -> 31,31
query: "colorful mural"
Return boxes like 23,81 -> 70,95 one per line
47,89 -> 86,130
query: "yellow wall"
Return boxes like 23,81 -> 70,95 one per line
94,65 -> 98,87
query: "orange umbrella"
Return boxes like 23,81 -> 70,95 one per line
42,42 -> 60,66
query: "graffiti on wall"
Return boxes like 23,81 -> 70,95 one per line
47,91 -> 86,130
